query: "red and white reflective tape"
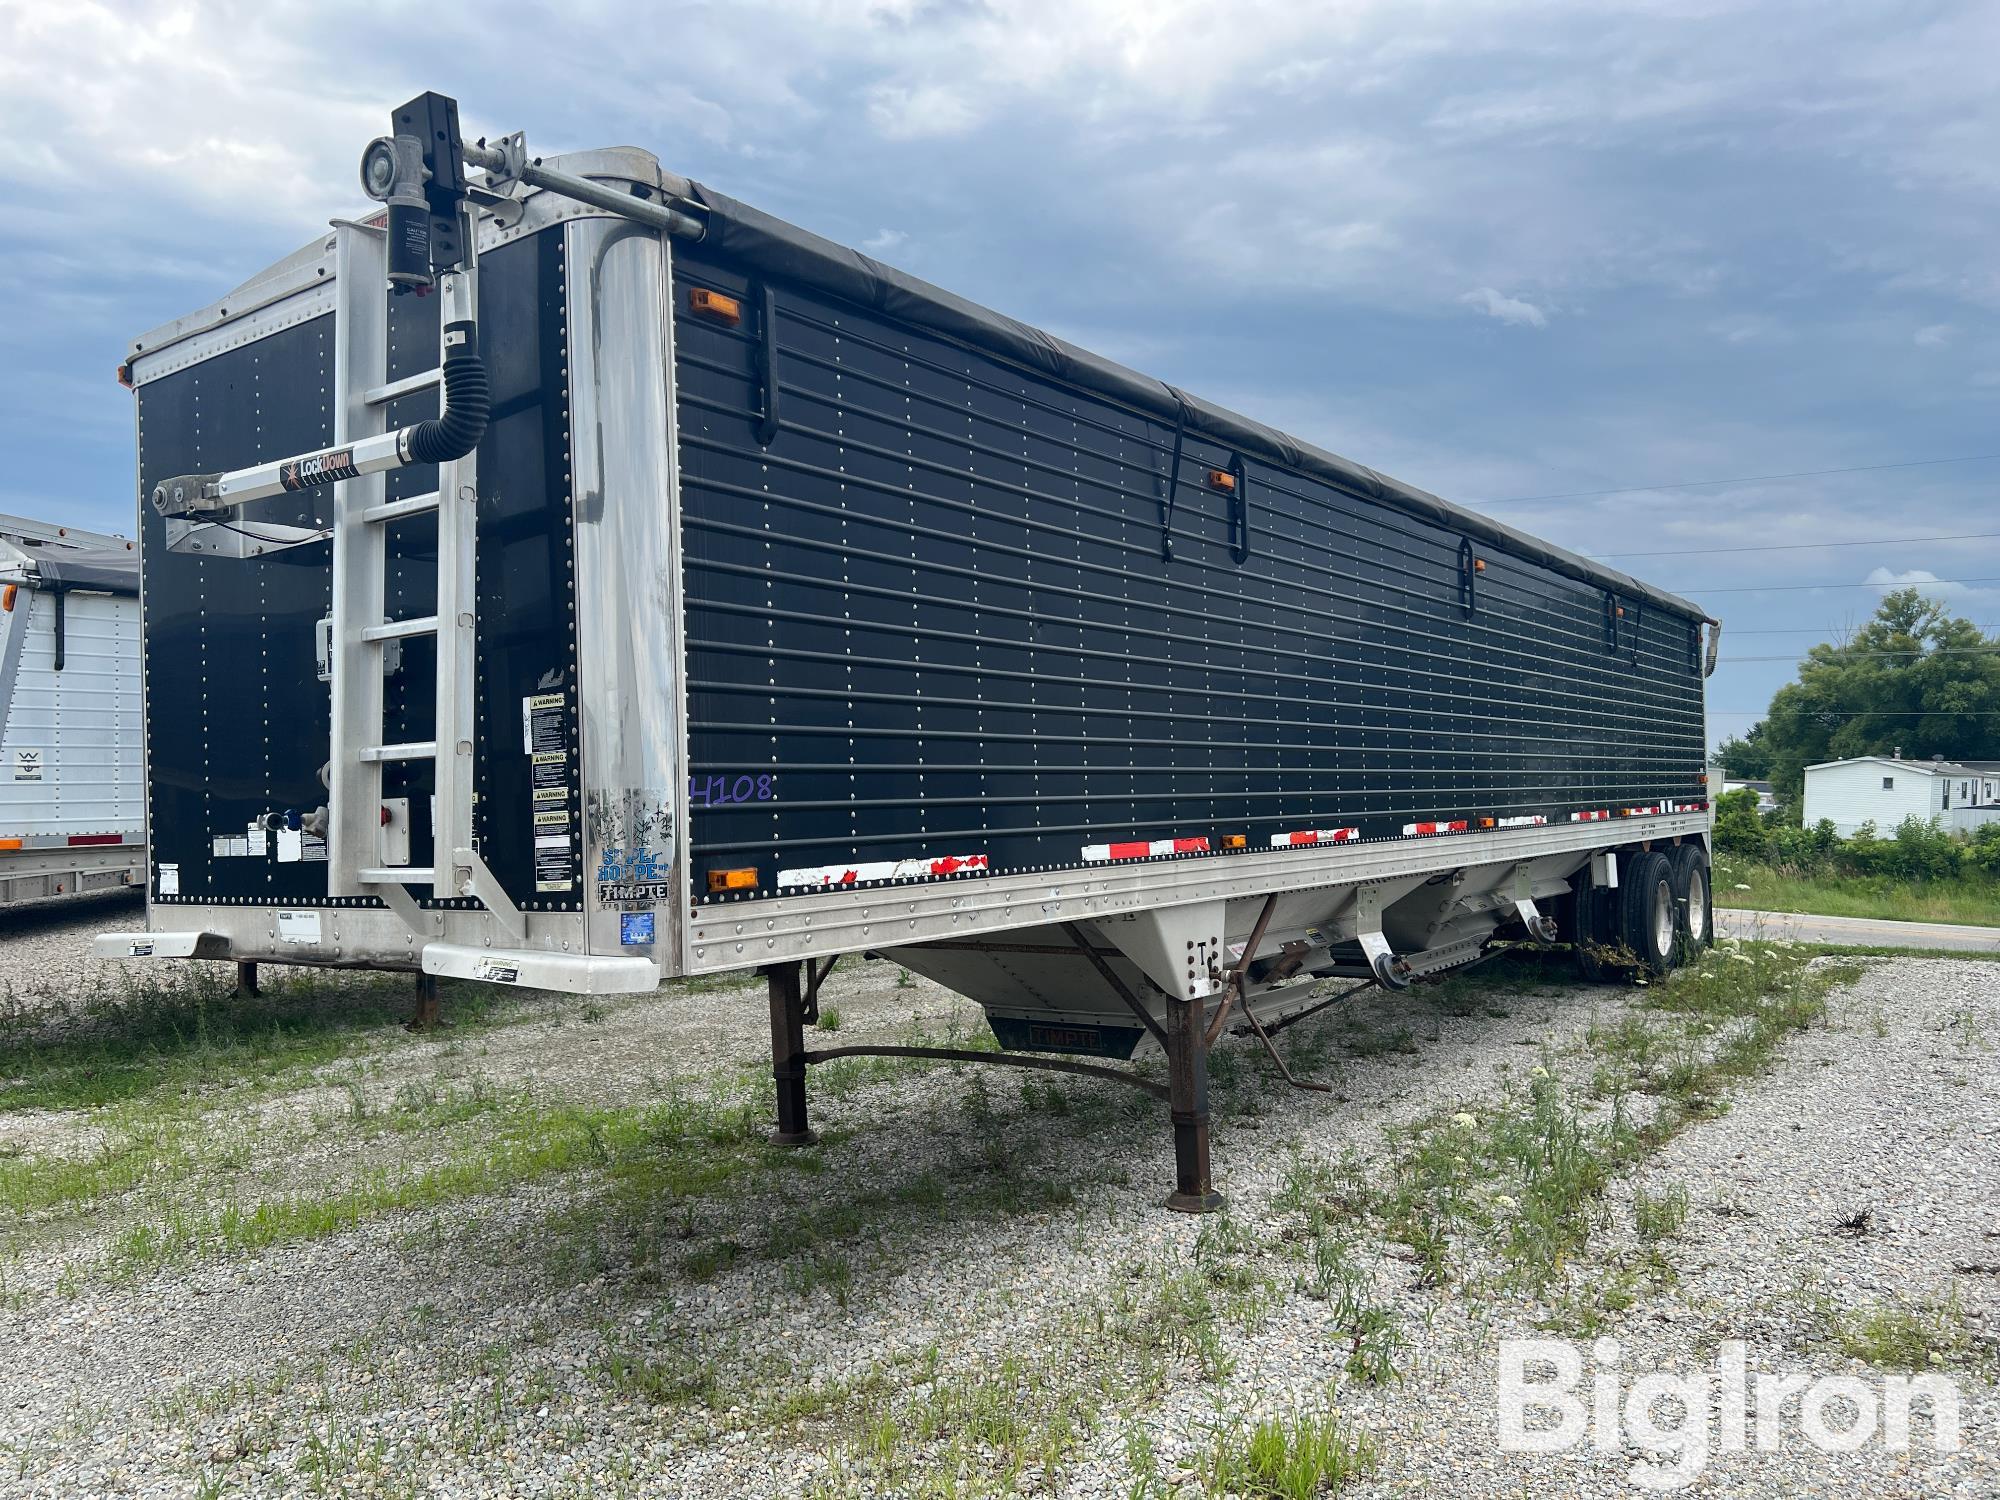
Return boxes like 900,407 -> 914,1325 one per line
1403,820 -> 1470,837
1570,810 -> 1612,822
777,853 -> 988,890
1494,814 -> 1548,828
1620,804 -> 1663,817
1081,836 -> 1211,862
1271,827 -> 1360,848
1664,800 -> 1708,813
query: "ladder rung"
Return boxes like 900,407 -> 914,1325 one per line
362,615 -> 439,643
358,867 -> 430,884
360,741 -> 437,763
361,491 -> 440,525
363,368 -> 443,406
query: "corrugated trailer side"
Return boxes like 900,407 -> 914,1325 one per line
0,537 -> 145,904
667,209 -> 1708,904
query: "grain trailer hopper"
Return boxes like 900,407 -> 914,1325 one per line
100,92 -> 1718,1208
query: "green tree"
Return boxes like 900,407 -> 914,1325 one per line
1710,723 -> 1772,779
1711,786 -> 1766,857
1737,590 -> 2000,803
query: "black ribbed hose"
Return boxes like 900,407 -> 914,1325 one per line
404,320 -> 489,464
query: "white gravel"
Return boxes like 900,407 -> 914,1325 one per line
0,909 -> 1995,1498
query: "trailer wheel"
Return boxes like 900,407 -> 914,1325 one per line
1618,851 -> 1677,976
1567,874 -> 1614,981
1668,843 -> 1713,956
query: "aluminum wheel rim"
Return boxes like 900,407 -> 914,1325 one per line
1652,878 -> 1674,957
1687,868 -> 1708,943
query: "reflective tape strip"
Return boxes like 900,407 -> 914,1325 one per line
1495,815 -> 1548,828
1402,820 -> 1470,836
1081,836 -> 1211,862
1270,827 -> 1359,848
1620,805 -> 1663,817
1570,810 -> 1612,822
776,853 -> 989,889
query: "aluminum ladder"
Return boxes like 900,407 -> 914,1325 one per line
326,214 -> 523,940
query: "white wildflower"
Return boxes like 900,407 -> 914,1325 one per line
1493,1194 -> 1518,1211
1450,1111 -> 1477,1130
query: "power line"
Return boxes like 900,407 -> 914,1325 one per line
1680,575 -> 2000,596
1472,452 -> 2000,508
1710,707 -> 2000,716
1722,648 -> 2000,663
1593,530 -> 2000,560
1725,624 -> 2000,636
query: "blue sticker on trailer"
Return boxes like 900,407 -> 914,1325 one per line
620,911 -> 656,946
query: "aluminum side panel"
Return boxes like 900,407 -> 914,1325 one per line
566,218 -> 683,970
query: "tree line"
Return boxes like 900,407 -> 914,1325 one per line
1709,588 -> 2000,806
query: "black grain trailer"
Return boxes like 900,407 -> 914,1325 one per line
102,93 -> 1716,1209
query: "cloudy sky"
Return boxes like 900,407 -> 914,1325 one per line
2,0 -> 1994,746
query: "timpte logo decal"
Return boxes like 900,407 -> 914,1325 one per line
280,448 -> 360,491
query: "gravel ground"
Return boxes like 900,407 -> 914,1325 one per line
0,902 -> 1995,1498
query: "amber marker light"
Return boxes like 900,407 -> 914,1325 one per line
689,288 -> 743,325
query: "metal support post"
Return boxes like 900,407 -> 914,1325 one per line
408,971 -> 442,1031
234,961 -> 260,998
766,961 -> 817,1146
1164,993 -> 1224,1213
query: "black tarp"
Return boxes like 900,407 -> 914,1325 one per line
681,182 -> 1709,624
18,549 -> 139,597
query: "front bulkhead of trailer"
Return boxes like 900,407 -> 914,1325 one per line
116,134 -> 1713,994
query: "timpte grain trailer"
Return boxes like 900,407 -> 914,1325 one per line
0,516 -> 144,905
100,92 -> 1716,1208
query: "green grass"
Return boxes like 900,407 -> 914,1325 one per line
1364,942 -> 1864,1298
1200,1405 -> 1379,1499
1797,1277 -> 1995,1372
1713,859 -> 2000,927
0,968 -> 525,1116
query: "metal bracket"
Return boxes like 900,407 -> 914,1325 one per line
453,847 -> 527,943
1507,864 -> 1559,944
1353,884 -> 1412,990
164,518 -> 330,559
1101,899 -> 1225,1002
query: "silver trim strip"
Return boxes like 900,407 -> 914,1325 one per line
684,814 -> 1710,973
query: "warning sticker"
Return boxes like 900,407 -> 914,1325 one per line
156,862 -> 179,897
535,832 -> 574,894
522,693 -> 566,755
523,695 -> 574,892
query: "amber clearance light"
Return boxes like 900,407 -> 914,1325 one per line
688,287 -> 743,325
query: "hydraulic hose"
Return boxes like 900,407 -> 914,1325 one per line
403,320 -> 489,465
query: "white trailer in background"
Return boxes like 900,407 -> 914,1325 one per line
0,517 -> 144,906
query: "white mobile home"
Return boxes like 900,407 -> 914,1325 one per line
0,517 -> 145,904
1802,754 -> 2000,838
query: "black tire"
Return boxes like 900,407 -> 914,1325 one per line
1618,850 -> 1678,976
1567,873 -> 1615,981
1668,842 -> 1713,957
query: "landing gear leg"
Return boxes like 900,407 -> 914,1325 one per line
234,961 -> 260,998
407,972 -> 442,1031
766,960 -> 818,1146
1165,994 -> 1224,1214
